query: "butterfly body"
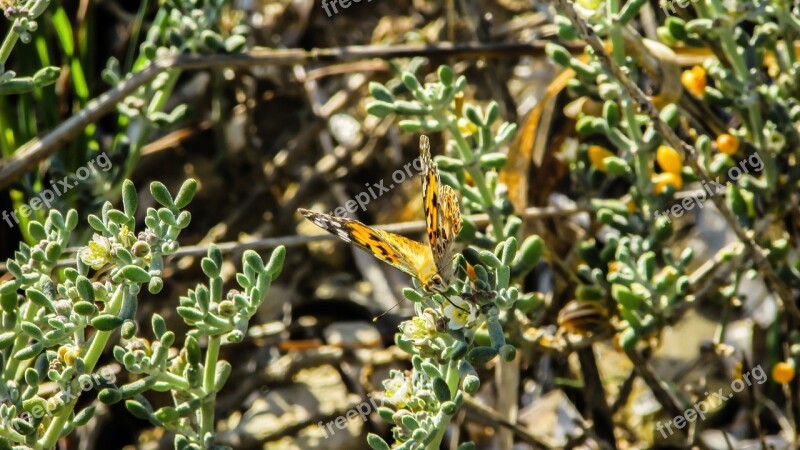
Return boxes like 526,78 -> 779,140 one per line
299,135 -> 461,293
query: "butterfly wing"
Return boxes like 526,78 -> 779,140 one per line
420,135 -> 463,274
299,209 -> 430,279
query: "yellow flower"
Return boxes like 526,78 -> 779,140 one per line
383,371 -> 413,408
79,234 -> 111,270
453,92 -> 464,117
588,145 -> 614,172
652,172 -> 683,193
457,117 -> 479,137
716,134 -> 739,155
402,313 -> 437,345
443,296 -> 477,330
118,225 -> 135,248
773,361 -> 796,385
681,66 -> 707,97
0,0 -> 21,13
58,345 -> 80,367
577,0 -> 604,8
626,197 -> 637,214
656,145 -> 683,175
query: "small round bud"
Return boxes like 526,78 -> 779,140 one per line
131,241 -> 151,257
656,145 -> 683,175
53,299 -> 72,316
218,300 -> 236,318
681,66 -> 707,97
716,133 -> 739,155
463,375 -> 480,394
121,320 -> 137,340
441,401 -> 458,415
499,344 -> 517,361
773,361 -> 796,385
129,338 -> 151,356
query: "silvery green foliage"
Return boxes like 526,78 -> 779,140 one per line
0,179 -> 285,450
105,0 -> 249,127
365,66 -> 544,450
544,0 -> 800,351
98,0 -> 251,186
0,0 -> 61,95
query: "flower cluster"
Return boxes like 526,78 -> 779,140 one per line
364,66 -> 546,449
541,0 -> 800,445
0,179 -> 285,450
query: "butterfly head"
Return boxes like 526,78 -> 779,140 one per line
424,273 -> 446,293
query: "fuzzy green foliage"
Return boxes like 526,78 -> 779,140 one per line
0,179 -> 285,450
365,66 -> 549,450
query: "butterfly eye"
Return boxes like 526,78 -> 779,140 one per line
431,275 -> 445,291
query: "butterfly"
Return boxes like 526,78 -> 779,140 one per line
299,135 -> 462,293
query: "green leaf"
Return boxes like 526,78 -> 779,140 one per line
468,347 -> 498,364
73,406 -> 96,426
125,400 -> 154,421
367,433 -> 390,450
402,288 -> 423,302
0,331 -> 16,349
26,288 -> 54,311
152,314 -> 167,339
432,376 -> 451,402
266,246 -> 286,278
437,65 -> 454,86
224,35 -> 247,53
478,250 -> 502,268
21,322 -> 44,340
92,314 -> 124,331
174,179 -> 197,209
421,362 -> 442,379
122,180 -> 138,218
97,388 -> 122,405
401,72 -> 422,94
150,182 -> 174,208
28,222 -> 46,241
546,42 -> 572,67
14,342 -> 44,360
76,276 -> 95,302
366,101 -> 395,118
478,152 -> 507,169
177,306 -> 205,323
368,82 -> 394,103
121,265 -> 151,284
377,407 -> 394,423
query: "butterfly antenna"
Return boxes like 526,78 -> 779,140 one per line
432,262 -> 470,313
372,297 -> 407,322
444,295 -> 470,313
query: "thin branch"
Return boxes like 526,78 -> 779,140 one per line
0,206 -> 585,272
462,395 -> 552,449
0,41 -> 581,190
576,347 -> 617,448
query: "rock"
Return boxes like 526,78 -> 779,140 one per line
323,322 -> 382,349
